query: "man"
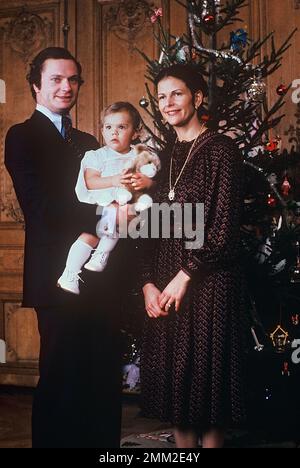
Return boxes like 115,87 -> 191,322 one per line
5,47 -> 124,448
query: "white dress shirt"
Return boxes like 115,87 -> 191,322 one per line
36,104 -> 71,135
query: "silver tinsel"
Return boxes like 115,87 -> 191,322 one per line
247,77 -> 266,102
188,12 -> 243,65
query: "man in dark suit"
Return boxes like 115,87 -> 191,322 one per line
5,47 -> 124,448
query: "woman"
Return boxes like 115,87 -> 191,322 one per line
140,64 -> 246,448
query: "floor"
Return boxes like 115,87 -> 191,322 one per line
0,386 -> 169,449
0,386 -> 299,448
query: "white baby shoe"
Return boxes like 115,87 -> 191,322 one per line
84,251 -> 110,272
57,268 -> 82,295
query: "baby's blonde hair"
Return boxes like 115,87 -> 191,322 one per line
101,101 -> 143,131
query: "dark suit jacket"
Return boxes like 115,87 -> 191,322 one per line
5,110 -> 99,308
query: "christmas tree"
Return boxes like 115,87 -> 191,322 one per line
135,0 -> 300,435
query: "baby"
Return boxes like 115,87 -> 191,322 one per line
57,101 -> 159,294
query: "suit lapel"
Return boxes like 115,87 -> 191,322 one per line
30,110 -> 64,145
31,110 -> 86,160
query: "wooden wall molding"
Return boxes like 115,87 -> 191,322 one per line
1,7 -> 53,63
104,0 -> 154,49
0,192 -> 24,224
4,302 -> 39,364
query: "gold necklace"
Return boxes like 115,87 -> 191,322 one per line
168,124 -> 206,201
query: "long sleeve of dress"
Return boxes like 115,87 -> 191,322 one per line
183,137 -> 244,277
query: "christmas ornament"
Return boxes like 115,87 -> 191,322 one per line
122,334 -> 140,392
256,237 -> 272,264
191,50 -> 197,60
123,361 -> 140,391
264,139 -> 279,152
247,77 -> 266,102
158,49 -> 165,64
291,314 -> 299,326
270,259 -> 287,276
247,145 -> 264,158
203,14 -> 215,25
276,84 -> 287,96
281,362 -> 290,376
150,7 -> 162,23
139,97 -> 149,109
277,215 -> 283,231
267,194 -> 276,207
176,45 -> 190,63
230,28 -> 248,53
251,326 -> 264,351
270,324 -> 289,353
199,0 -> 221,24
281,176 -> 291,197
290,241 -> 300,283
174,38 -> 190,63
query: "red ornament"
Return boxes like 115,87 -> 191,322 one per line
201,114 -> 211,122
267,194 -> 276,207
203,14 -> 215,24
282,361 -> 290,376
264,140 -> 278,152
276,84 -> 287,96
281,176 -> 291,197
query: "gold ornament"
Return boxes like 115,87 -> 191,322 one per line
270,325 -> 289,353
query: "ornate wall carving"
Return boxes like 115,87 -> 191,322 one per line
1,8 -> 53,63
105,0 -> 154,49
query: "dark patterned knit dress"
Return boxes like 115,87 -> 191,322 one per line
140,130 -> 247,431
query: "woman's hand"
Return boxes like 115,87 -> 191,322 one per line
143,283 -> 168,318
159,270 -> 191,313
131,173 -> 153,191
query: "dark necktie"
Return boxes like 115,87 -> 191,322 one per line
61,114 -> 72,143
61,115 -> 82,158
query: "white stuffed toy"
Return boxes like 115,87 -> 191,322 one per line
122,144 -> 161,211
75,144 -> 160,211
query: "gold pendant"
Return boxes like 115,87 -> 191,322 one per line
168,189 -> 175,201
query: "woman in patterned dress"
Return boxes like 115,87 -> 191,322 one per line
140,64 -> 246,448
